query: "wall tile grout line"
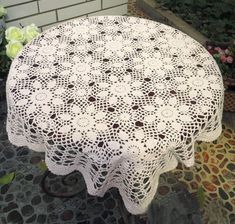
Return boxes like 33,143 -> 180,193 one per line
36,0 -> 40,13
38,0 -> 88,14
55,10 -> 59,22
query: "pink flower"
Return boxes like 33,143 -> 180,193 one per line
225,49 -> 230,55
215,47 -> 222,52
226,56 -> 233,64
220,55 -> 227,63
219,50 -> 225,56
207,45 -> 212,50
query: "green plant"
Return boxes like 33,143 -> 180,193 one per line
0,5 -> 10,79
38,160 -> 48,172
156,0 -> 235,43
0,5 -> 40,79
0,160 -> 46,186
0,172 -> 15,185
197,186 -> 206,208
206,41 -> 235,80
0,34 -> 11,78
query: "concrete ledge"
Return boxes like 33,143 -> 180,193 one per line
136,0 -> 208,45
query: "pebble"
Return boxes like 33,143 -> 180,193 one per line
31,195 -> 41,205
60,210 -> 74,221
7,210 -> 23,224
21,205 -> 34,217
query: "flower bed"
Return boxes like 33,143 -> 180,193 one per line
206,42 -> 235,80
206,42 -> 235,112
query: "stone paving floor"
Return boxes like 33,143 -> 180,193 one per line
0,99 -> 126,224
2,98 -> 234,224
0,98 -> 201,224
0,1 -> 235,223
173,124 -> 235,224
128,1 -> 235,223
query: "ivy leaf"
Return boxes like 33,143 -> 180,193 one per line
38,160 -> 48,172
0,172 -> 15,185
197,186 -> 205,208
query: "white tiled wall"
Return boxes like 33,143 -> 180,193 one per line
38,0 -> 85,13
3,0 -> 128,30
57,0 -> 101,21
103,0 -> 128,9
1,0 -> 33,7
6,2 -> 38,21
89,4 -> 127,17
6,12 -> 57,28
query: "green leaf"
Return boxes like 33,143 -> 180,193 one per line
38,160 -> 48,171
0,172 -> 15,185
0,50 -> 6,56
197,186 -> 205,208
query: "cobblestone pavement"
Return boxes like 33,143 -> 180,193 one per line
128,1 -> 235,223
0,98 -> 201,224
0,1 -> 234,223
173,125 -> 235,224
0,100 -> 129,224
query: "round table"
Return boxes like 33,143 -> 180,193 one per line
6,16 -> 224,215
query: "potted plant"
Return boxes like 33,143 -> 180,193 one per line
206,41 -> 235,112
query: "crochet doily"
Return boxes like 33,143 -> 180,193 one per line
6,16 -> 224,214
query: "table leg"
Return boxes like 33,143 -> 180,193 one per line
41,170 -> 144,223
40,169 -> 84,198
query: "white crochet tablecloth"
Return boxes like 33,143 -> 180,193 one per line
6,16 -> 224,214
